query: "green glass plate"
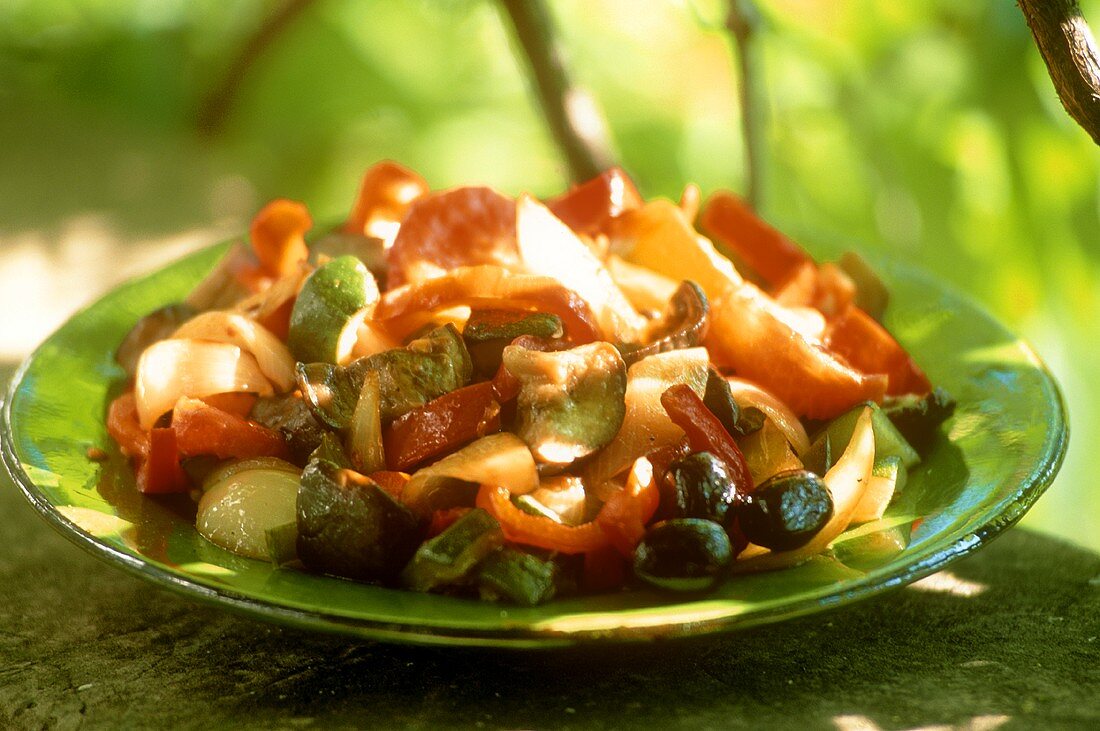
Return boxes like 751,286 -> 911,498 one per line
2,244 -> 1067,648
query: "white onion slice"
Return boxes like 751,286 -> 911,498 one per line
725,377 -> 811,457
135,340 -> 273,429
732,406 -> 875,572
171,311 -> 295,392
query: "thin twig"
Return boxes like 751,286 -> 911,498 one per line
498,0 -> 615,182
726,0 -> 765,210
197,0 -> 320,136
1018,0 -> 1100,145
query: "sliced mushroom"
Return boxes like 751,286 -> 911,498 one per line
618,280 -> 708,367
503,341 -> 627,467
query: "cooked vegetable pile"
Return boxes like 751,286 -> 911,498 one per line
106,162 -> 953,605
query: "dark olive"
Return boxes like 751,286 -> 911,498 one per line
633,519 -> 733,592
738,469 -> 833,551
666,451 -> 743,525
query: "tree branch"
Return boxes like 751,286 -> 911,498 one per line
197,0 -> 319,136
726,0 -> 766,211
1018,0 -> 1100,145
498,0 -> 615,182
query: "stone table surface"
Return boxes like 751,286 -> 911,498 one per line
3,364 -> 1099,731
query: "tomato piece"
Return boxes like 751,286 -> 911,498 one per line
375,265 -> 601,343
367,470 -> 410,501
107,392 -> 149,459
137,427 -> 189,494
249,199 -> 311,278
596,457 -> 661,558
707,283 -> 887,420
660,384 -> 755,495
546,167 -> 643,238
171,397 -> 289,460
477,484 -> 610,554
826,306 -> 931,396
386,187 -> 519,288
427,507 -> 472,538
581,545 -> 628,593
700,191 -> 812,287
343,160 -> 429,242
382,382 -> 502,471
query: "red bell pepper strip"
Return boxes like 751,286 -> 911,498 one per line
546,167 -> 643,238
382,382 -> 502,471
375,265 -> 601,344
596,457 -> 661,558
342,160 -> 428,239
826,306 -> 931,396
700,191 -> 812,287
249,198 -> 311,278
171,397 -> 290,461
367,470 -> 410,501
581,546 -> 628,593
427,507 -> 472,538
107,392 -> 149,459
476,484 -> 610,554
660,384 -> 755,495
136,427 -> 189,494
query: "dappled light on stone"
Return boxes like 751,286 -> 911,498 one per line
907,570 -> 988,598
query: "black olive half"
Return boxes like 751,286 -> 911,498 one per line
738,469 -> 833,551
666,451 -> 743,526
633,519 -> 733,592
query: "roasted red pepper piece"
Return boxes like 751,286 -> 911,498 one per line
249,199 -> 311,278
342,160 -> 429,239
137,427 -> 189,494
200,392 -> 258,418
700,191 -> 812,287
546,167 -> 643,238
596,458 -> 661,558
427,507 -> 472,538
382,382 -> 502,471
581,545 -> 628,593
171,397 -> 290,461
826,306 -> 931,396
107,392 -> 149,459
476,484 -> 610,554
367,470 -> 411,501
660,384 -> 755,495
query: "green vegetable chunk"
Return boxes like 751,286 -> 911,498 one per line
476,548 -> 559,606
347,324 -> 472,422
288,255 -> 377,364
804,401 -> 920,475
295,362 -> 358,431
463,310 -> 563,376
503,341 -> 627,466
401,509 -> 504,592
296,452 -> 421,584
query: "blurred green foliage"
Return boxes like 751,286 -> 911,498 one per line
1,0 -> 1097,548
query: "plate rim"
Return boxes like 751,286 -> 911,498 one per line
1,245 -> 1070,648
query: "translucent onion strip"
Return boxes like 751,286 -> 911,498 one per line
725,377 -> 811,457
135,340 -> 273,429
172,311 -> 296,392
347,370 -> 386,474
732,407 -> 875,573
515,194 -> 646,340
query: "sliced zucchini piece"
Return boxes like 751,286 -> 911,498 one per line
401,509 -> 504,592
288,255 -> 378,364
476,548 -> 559,606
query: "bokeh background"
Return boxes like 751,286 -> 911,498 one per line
2,0 -> 1097,549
